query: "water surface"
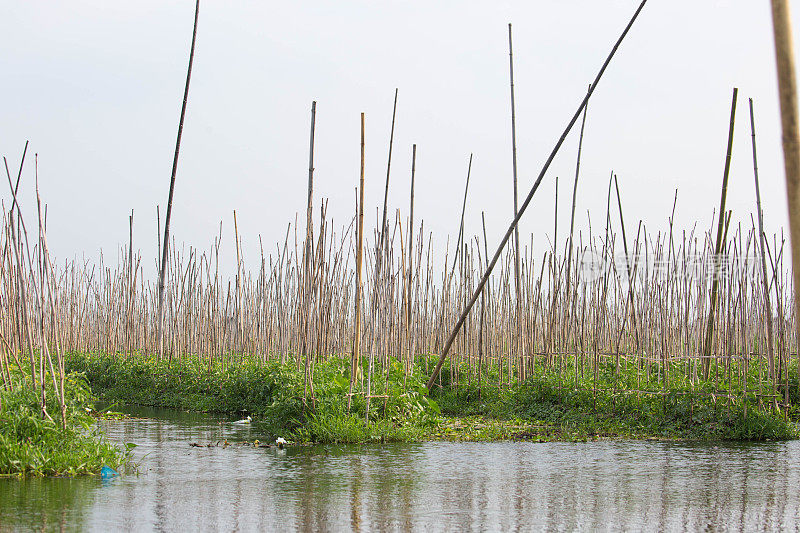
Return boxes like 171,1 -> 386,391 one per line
2,406 -> 799,531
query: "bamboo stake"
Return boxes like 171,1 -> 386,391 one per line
448,154 -> 473,283
407,144 -> 416,371
508,23 -> 524,379
426,0 -> 650,390
703,88 -> 738,377
769,0 -> 800,388
613,173 -> 639,350
377,89 -> 399,264
302,101 -> 317,401
565,84 -> 592,353
127,209 -> 134,356
234,210 -> 242,354
478,211 -> 489,395
749,98 -> 776,380
350,113 -> 366,412
157,0 -> 200,359
35,167 -> 67,428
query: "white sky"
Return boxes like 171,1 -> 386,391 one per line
1,1 -> 798,277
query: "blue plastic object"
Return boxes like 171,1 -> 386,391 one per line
100,466 -> 119,478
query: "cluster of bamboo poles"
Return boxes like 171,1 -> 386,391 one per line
0,145 -> 67,428
3,0 -> 800,420
0,126 -> 796,413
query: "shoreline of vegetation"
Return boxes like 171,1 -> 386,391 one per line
0,364 -> 132,478
66,352 -> 799,445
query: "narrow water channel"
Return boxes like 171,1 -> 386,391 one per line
2,406 -> 799,531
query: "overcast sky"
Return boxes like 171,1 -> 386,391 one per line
1,1 -> 798,277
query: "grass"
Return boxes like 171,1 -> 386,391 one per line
0,365 -> 132,477
66,351 -> 799,444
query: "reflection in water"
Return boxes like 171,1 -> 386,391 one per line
1,406 -> 799,531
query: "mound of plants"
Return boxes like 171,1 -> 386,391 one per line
429,357 -> 799,441
68,351 -> 798,444
0,367 -> 131,477
66,352 -> 441,444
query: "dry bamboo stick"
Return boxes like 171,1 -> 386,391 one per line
350,113 -> 366,413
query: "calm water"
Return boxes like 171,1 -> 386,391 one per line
2,406 -> 799,532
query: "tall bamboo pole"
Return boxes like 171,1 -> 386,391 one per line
565,84 -> 591,346
614,173 -> 639,350
127,209 -> 134,356
406,145 -> 416,367
35,169 -> 67,428
233,210 -> 242,351
769,0 -> 800,387
377,89 -> 399,263
350,113 -> 366,411
426,0 -> 650,390
302,101 -> 316,374
157,0 -> 200,359
749,98 -> 775,379
508,23 -> 524,378
703,87 -> 738,378
372,88 -> 398,317
368,90 -> 398,367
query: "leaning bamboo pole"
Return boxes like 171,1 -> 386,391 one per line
426,0 -> 650,389
157,0 -> 200,359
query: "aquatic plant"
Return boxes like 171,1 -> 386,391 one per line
0,366 -> 131,477
67,352 -> 440,444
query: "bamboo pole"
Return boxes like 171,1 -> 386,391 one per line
565,84 -> 591,350
508,23 -> 524,379
613,173 -> 639,350
350,113 -> 366,412
127,209 -> 134,356
448,154 -> 473,283
406,144 -> 416,371
749,98 -> 776,380
35,168 -> 67,428
377,89 -> 399,264
478,211 -> 489,394
302,101 -> 317,401
234,210 -> 242,353
157,0 -> 200,359
769,0 -> 800,388
426,0 -> 650,390
703,88 -> 738,377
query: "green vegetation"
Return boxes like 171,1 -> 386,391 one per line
430,355 -> 799,441
66,352 -> 440,444
66,351 -> 798,444
0,365 -> 132,477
